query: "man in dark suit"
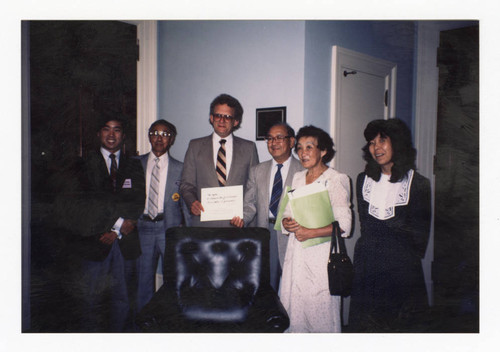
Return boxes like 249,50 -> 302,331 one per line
180,93 -> 259,227
136,119 -> 191,312
231,122 -> 303,291
77,116 -> 145,332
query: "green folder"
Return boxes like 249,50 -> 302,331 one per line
274,186 -> 292,232
276,182 -> 335,248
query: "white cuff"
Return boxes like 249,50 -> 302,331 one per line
111,217 -> 124,239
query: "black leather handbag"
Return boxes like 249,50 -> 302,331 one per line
327,221 -> 353,297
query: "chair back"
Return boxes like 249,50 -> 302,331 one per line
163,227 -> 270,322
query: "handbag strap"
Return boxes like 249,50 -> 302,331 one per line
329,221 -> 339,255
329,221 -> 347,255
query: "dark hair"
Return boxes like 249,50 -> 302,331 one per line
149,119 -> 177,137
267,122 -> 295,139
295,125 -> 335,164
97,115 -> 127,133
209,93 -> 244,131
362,118 -> 416,182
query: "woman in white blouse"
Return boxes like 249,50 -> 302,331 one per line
280,125 -> 352,333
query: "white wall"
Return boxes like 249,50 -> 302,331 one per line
157,21 -> 306,162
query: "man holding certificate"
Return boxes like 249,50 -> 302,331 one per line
180,94 -> 259,227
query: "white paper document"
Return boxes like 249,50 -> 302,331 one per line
200,185 -> 243,222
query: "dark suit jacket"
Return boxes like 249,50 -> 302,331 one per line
180,134 -> 259,227
76,150 -> 145,261
137,153 -> 191,229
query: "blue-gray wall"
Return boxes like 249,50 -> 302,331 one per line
158,20 -> 306,161
157,20 -> 416,161
303,21 -> 416,131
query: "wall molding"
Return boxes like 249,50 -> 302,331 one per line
134,20 -> 158,154
414,21 -> 440,306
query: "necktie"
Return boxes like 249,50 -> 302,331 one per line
109,153 -> 118,192
216,139 -> 227,186
269,164 -> 283,218
148,157 -> 160,219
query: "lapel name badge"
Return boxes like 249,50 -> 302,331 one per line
122,179 -> 132,188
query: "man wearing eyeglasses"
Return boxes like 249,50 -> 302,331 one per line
230,122 -> 303,291
136,119 -> 191,311
180,93 -> 259,227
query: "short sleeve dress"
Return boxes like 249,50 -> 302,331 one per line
279,168 -> 352,333
348,170 -> 431,332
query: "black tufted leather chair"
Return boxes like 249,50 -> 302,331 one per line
136,227 -> 290,333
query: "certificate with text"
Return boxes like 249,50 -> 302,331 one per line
200,185 -> 243,222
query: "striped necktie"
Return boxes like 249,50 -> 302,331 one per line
269,164 -> 283,218
216,139 -> 227,186
148,157 -> 160,219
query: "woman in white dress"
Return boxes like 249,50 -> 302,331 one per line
280,125 -> 352,333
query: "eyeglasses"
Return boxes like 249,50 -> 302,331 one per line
149,130 -> 173,138
265,135 -> 290,143
213,113 -> 234,122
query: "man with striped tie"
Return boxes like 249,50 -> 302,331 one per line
180,94 -> 259,227
230,122 -> 303,291
136,120 -> 191,312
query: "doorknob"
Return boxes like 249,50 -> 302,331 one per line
343,70 -> 357,77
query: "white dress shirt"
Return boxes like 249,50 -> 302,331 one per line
100,147 -> 121,171
144,152 -> 169,215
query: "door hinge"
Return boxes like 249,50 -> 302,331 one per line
136,39 -> 140,62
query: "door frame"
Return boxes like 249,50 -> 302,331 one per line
413,21 -> 474,306
329,46 -> 397,170
329,46 -> 397,324
413,21 -> 440,306
124,20 -> 158,155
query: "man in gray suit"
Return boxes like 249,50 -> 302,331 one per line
180,93 -> 259,227
231,122 -> 303,291
136,119 -> 191,311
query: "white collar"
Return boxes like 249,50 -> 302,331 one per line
100,147 -> 121,160
212,133 -> 233,144
362,169 -> 414,220
148,151 -> 169,165
271,154 -> 292,168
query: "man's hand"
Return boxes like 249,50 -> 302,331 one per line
120,219 -> 137,235
230,216 -> 244,228
190,200 -> 204,216
99,231 -> 118,245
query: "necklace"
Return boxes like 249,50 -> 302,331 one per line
306,165 -> 328,183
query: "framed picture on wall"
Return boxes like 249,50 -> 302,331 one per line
256,106 -> 286,140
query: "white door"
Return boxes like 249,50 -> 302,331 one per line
330,46 -> 397,324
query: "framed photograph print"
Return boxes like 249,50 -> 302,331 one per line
255,106 -> 286,140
